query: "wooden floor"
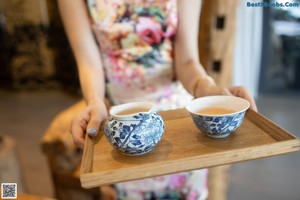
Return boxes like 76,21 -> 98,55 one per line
0,89 -> 299,199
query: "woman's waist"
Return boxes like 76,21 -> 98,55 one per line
107,80 -> 193,110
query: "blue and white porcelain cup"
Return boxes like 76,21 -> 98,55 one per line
104,102 -> 164,156
186,96 -> 250,138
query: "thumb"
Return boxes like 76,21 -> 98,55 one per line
222,88 -> 232,96
86,112 -> 102,137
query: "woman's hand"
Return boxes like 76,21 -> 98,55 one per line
70,99 -> 108,149
193,76 -> 231,97
228,86 -> 258,111
194,76 -> 258,112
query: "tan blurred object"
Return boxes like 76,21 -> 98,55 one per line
41,101 -> 102,200
0,0 -> 44,33
207,165 -> 230,200
18,193 -> 57,200
0,135 -> 26,193
199,1 -> 239,199
199,0 -> 240,87
0,0 -> 56,89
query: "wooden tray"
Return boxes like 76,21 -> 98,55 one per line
80,109 -> 300,189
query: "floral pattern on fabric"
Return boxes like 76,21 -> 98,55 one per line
87,0 -> 192,108
89,0 -> 177,82
115,169 -> 208,200
86,0 -> 208,199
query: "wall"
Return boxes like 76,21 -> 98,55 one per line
233,2 -> 263,98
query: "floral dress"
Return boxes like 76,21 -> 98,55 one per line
86,0 -> 208,199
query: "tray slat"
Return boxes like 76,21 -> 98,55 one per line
80,109 -> 300,189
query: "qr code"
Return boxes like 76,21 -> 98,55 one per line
1,183 -> 17,199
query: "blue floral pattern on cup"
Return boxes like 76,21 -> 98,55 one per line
191,112 -> 246,138
104,112 -> 164,155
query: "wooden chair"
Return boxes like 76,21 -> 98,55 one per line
41,101 -> 101,200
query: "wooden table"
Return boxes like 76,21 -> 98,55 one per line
80,109 -> 300,189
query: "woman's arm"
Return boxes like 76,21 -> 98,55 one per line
58,0 -> 105,103
175,0 -> 257,110
175,0 -> 209,95
58,0 -> 108,148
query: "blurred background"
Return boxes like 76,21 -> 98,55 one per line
0,0 -> 299,199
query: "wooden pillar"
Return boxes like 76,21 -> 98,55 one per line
198,1 -> 239,200
199,0 -> 240,86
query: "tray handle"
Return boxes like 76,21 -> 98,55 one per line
81,133 -> 95,174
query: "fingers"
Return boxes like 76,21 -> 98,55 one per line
195,84 -> 232,97
69,101 -> 108,149
228,86 -> 258,112
86,101 -> 108,137
220,87 -> 232,96
86,109 -> 102,137
207,85 -> 232,96
246,96 -> 258,112
70,112 -> 89,149
194,83 -> 257,111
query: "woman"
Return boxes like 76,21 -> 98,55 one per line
58,0 -> 257,199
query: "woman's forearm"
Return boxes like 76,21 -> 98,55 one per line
58,0 -> 105,104
77,62 -> 105,104
175,0 -> 211,95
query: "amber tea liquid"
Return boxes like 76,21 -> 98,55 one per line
196,107 -> 235,115
116,108 -> 149,115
